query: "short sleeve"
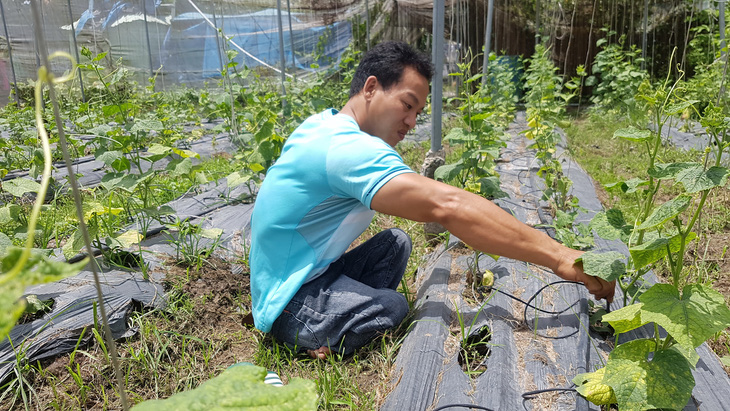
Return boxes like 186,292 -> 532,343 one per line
326,135 -> 414,208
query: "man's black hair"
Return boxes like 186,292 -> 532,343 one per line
349,41 -> 434,98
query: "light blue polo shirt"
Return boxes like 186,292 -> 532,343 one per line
249,109 -> 414,332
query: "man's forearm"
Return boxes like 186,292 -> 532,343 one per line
438,189 -> 568,272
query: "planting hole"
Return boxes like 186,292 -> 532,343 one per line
458,324 -> 491,377
107,250 -> 143,269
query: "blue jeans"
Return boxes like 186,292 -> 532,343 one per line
270,228 -> 411,355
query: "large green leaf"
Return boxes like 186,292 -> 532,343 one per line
107,230 -> 142,249
145,143 -> 173,162
589,209 -> 632,242
676,166 -> 730,193
96,149 -> 123,165
444,127 -> 476,143
2,178 -> 40,197
636,195 -> 692,230
623,178 -> 650,194
255,121 -> 275,143
88,124 -> 112,136
138,205 -> 175,218
171,147 -> 200,159
200,228 -> 223,240
146,143 -> 172,156
573,368 -> 617,406
132,363 -> 317,410
63,225 -> 99,259
602,303 -> 646,333
629,232 -> 697,269
102,102 -> 134,118
434,160 -> 465,181
578,250 -> 626,281
210,91 -> 229,106
613,126 -> 652,142
83,201 -> 123,220
664,100 -> 698,116
167,158 -> 193,176
130,119 -> 164,133
605,178 -> 650,195
648,162 -> 694,180
95,149 -> 130,172
475,146 -> 501,159
257,140 -> 279,164
102,173 -> 136,192
101,171 -> 153,192
0,204 -> 22,224
226,171 -> 252,189
649,163 -> 730,193
477,176 -> 508,199
640,283 -> 730,349
604,339 -> 694,411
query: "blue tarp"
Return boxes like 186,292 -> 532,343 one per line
165,10 -> 352,82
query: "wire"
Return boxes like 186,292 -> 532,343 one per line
481,280 -> 582,339
432,404 -> 495,411
522,387 -> 577,399
522,280 -> 583,339
487,281 -> 579,316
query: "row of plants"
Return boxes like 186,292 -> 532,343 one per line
431,52 -> 521,378
566,34 -> 730,409
435,52 -> 518,199
0,41 -> 359,264
522,43 -> 596,250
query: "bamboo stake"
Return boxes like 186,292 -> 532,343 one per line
30,0 -> 129,409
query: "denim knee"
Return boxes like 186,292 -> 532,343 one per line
389,228 -> 412,257
377,289 -> 410,328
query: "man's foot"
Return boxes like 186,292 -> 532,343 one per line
307,346 -> 332,360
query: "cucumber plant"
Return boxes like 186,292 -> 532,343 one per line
435,52 -> 510,200
575,74 -> 730,410
523,44 -> 580,212
523,44 -> 592,249
587,31 -> 647,115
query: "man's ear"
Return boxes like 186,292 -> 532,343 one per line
362,75 -> 379,100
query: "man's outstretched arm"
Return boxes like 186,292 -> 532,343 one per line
370,173 -> 615,301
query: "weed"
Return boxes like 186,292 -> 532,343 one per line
454,299 -> 493,377
164,218 -> 223,271
0,339 -> 37,409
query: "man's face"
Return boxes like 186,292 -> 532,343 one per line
363,67 -> 429,148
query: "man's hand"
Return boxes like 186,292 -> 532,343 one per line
553,248 -> 616,303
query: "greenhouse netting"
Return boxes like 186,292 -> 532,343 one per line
1,0 -> 723,103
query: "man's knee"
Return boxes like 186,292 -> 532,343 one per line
389,227 -> 412,250
378,290 -> 410,328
